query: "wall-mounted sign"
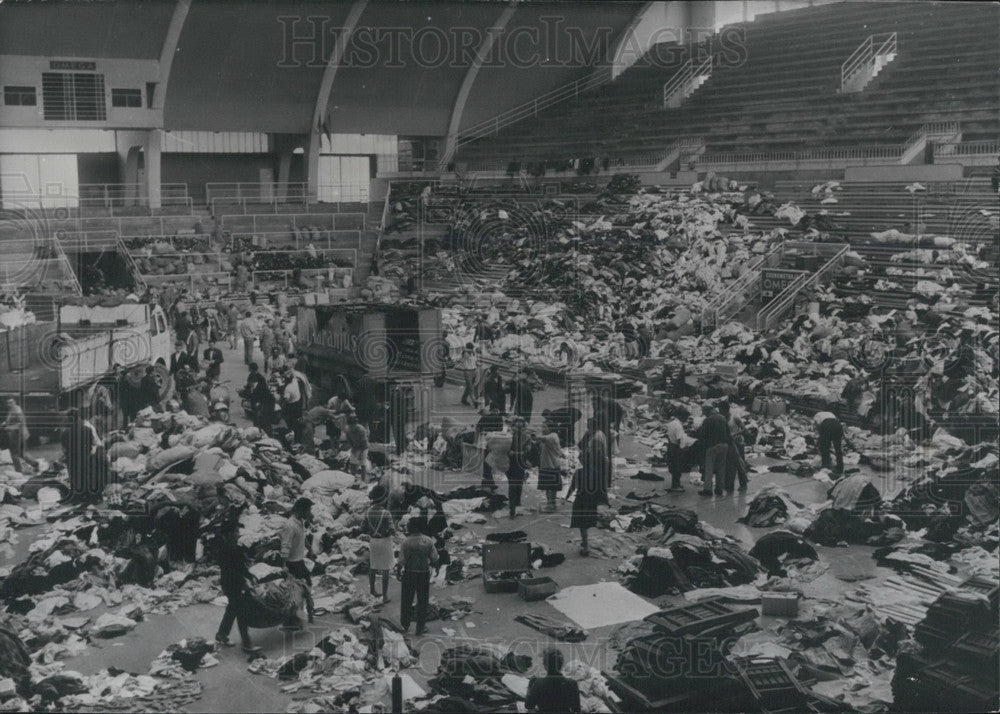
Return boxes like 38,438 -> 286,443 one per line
760,268 -> 807,304
49,61 -> 97,71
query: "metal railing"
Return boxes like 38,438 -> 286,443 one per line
456,71 -> 612,147
251,265 -> 354,291
116,239 -> 148,294
756,243 -> 849,331
701,144 -> 905,165
841,32 -> 896,93
663,56 -> 712,109
226,229 -> 362,251
248,247 -> 358,269
142,272 -> 232,292
57,231 -> 121,251
78,182 -> 190,207
205,183 -> 370,204
210,196 -> 364,216
0,237 -> 82,295
220,212 -> 366,234
901,121 -> 962,153
701,242 -> 785,329
933,140 -> 996,158
371,179 -> 393,275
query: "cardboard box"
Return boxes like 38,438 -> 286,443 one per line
482,542 -> 531,594
761,592 -> 799,616
518,576 -> 558,602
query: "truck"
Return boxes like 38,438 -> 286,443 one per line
294,302 -> 443,431
0,300 -> 173,437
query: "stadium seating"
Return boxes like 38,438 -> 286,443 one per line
457,2 -> 999,164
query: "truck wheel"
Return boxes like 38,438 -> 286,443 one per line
151,364 -> 171,400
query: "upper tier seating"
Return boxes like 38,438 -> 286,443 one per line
457,2 -> 999,164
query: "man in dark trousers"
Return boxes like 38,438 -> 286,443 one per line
214,517 -> 261,653
813,410 -> 844,474
698,405 -> 730,496
397,517 -> 438,636
139,366 -> 162,412
525,648 -> 581,713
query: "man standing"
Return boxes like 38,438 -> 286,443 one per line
259,319 -> 276,373
719,401 -> 748,493
506,417 -> 530,519
344,413 -> 370,478
239,311 -> 258,366
170,341 -> 195,376
203,340 -> 224,382
397,518 -> 438,636
698,405 -> 730,496
226,305 -> 240,350
280,497 -> 315,629
139,366 -> 162,413
2,398 -> 31,473
281,369 -> 305,442
457,343 -> 478,406
664,405 -> 693,493
509,368 -> 543,423
537,422 -> 564,512
814,410 -> 844,475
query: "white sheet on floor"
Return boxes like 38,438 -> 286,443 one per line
547,582 -> 659,629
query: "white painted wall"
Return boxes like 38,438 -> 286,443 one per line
320,133 -> 398,174
0,153 -> 79,208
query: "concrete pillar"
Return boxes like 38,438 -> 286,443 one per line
305,131 -> 322,199
143,130 -> 162,210
123,146 -> 141,206
276,151 -> 293,201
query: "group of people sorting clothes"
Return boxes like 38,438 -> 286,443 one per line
211,480 -> 453,655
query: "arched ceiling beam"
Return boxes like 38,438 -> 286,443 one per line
307,0 -> 368,196
439,2 -> 519,169
312,0 -> 369,136
152,0 -> 191,112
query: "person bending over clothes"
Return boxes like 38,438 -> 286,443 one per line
214,517 -> 261,653
280,497 -> 315,629
814,410 -> 844,474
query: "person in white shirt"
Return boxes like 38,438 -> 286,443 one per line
664,405 -> 694,492
279,497 -> 314,629
281,370 -> 304,441
457,343 -> 478,406
813,411 -> 843,474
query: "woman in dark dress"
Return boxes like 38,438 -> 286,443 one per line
566,418 -> 608,556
